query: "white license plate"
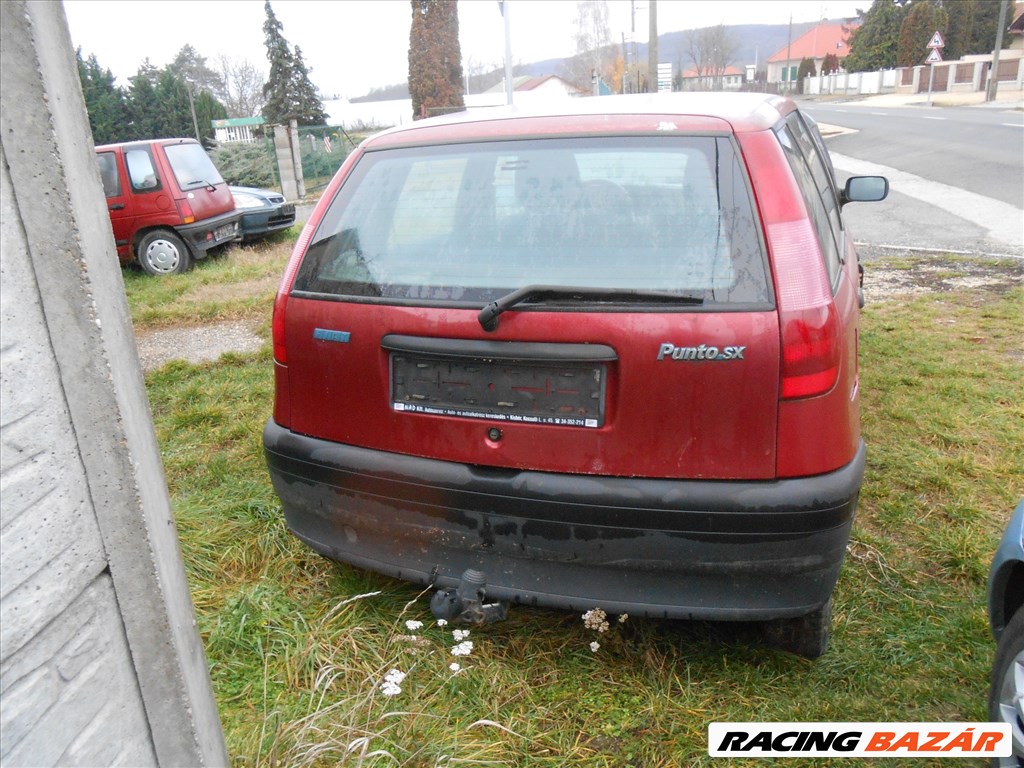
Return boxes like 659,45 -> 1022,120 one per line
214,223 -> 236,241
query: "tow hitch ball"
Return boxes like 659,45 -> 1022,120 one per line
430,569 -> 509,625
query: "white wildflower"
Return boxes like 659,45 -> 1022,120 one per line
582,608 -> 609,633
451,640 -> 474,656
449,662 -> 462,673
405,620 -> 424,632
618,613 -> 629,624
452,629 -> 470,642
436,619 -> 448,627
590,641 -> 600,652
380,668 -> 406,696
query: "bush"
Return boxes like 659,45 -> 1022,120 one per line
209,141 -> 278,189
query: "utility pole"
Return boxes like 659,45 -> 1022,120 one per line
622,31 -> 629,93
186,82 -> 200,143
785,14 -> 793,94
986,0 -> 1010,102
631,0 -> 638,93
648,0 -> 658,93
501,0 -> 514,106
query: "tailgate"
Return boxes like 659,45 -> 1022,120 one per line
281,130 -> 780,480
284,301 -> 780,479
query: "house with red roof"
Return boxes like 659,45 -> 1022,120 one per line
1010,1 -> 1024,49
766,21 -> 858,85
677,66 -> 746,91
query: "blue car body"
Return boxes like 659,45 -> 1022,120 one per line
989,499 -> 1024,640
230,186 -> 296,240
988,498 -> 1024,766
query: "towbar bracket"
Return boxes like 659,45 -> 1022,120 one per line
430,569 -> 509,626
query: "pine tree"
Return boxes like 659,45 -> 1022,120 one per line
168,44 -> 226,102
965,0 -> 1004,54
262,0 -> 295,125
898,0 -> 949,66
193,90 -> 229,141
844,0 -> 906,72
291,46 -> 328,126
76,49 -> 128,145
408,0 -> 465,120
941,0 -> 974,61
153,69 -> 195,139
261,1 -> 328,126
127,64 -> 162,140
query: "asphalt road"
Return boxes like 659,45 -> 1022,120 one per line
803,101 -> 1024,258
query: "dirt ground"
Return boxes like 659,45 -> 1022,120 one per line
859,250 -> 1024,299
133,253 -> 1023,372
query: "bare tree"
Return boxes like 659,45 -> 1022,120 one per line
566,0 -> 613,91
218,55 -> 266,119
683,24 -> 739,90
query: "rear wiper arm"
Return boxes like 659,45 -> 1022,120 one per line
478,284 -> 703,332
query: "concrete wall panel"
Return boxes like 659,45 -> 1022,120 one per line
0,2 -> 227,765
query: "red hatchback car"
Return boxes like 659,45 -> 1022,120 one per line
264,93 -> 888,656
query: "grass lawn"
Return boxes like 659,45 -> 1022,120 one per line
131,247 -> 1023,767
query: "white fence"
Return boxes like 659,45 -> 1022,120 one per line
804,69 -> 899,96
803,52 -> 1023,98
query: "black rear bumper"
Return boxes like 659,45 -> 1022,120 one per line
177,209 -> 241,253
264,419 -> 864,621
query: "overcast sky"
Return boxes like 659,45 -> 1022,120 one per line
63,0 -> 865,100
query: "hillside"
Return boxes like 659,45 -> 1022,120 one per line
351,18 -> 855,102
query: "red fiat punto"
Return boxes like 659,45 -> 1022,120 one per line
264,93 -> 888,657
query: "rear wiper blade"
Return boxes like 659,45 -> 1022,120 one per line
478,284 -> 703,332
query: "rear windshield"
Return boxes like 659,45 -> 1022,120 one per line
163,143 -> 224,191
295,136 -> 770,307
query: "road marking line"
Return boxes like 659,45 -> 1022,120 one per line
922,116 -> 946,120
870,111 -> 888,115
830,151 -> 1024,251
1002,123 -> 1024,128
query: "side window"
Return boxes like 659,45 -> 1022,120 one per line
125,148 -> 161,192
788,113 -> 844,281
96,152 -> 120,198
777,122 -> 842,288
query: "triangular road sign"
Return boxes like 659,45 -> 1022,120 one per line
925,48 -> 943,64
927,30 -> 945,49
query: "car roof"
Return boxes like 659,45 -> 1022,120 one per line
94,138 -> 200,152
363,92 -> 795,150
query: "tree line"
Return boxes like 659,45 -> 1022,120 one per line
77,46 -> 231,146
844,0 -> 1005,72
563,0 -> 1007,95
77,1 -> 328,147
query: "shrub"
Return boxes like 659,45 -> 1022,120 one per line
209,141 -> 278,189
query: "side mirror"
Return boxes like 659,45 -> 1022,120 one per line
841,175 -> 889,207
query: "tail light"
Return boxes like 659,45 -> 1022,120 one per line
768,219 -> 840,400
272,220 -> 317,365
176,199 -> 195,224
272,292 -> 289,364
